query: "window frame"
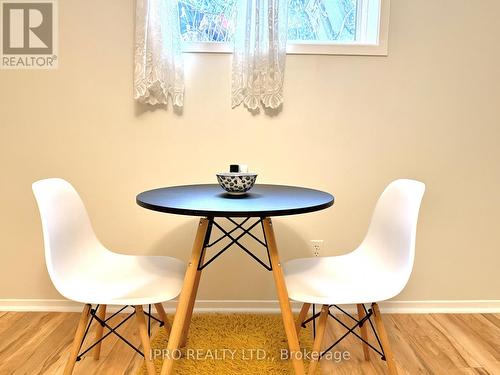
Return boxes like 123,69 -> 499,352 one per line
181,0 -> 390,56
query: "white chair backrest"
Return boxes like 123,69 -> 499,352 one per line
360,179 -> 425,278
32,178 -> 103,293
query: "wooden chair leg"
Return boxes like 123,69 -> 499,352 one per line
63,304 -> 91,375
93,304 -> 107,360
296,303 -> 311,335
357,304 -> 370,361
135,305 -> 156,375
372,303 -> 398,375
308,305 -> 329,375
154,303 -> 171,334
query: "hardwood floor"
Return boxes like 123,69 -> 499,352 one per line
319,313 -> 500,375
0,311 -> 498,375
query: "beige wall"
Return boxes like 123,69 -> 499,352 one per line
1,0 -> 499,303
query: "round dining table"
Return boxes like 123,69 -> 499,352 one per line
137,184 -> 334,375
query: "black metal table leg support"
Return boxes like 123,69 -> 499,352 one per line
197,217 -> 273,272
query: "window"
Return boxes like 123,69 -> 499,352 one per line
288,0 -> 358,42
178,1 -> 236,43
178,0 -> 390,55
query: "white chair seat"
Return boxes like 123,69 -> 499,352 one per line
284,250 -> 408,306
57,249 -> 186,305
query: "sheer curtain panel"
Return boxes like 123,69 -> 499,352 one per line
232,0 -> 289,111
134,0 -> 184,107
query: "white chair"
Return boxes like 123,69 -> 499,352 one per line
285,179 -> 425,375
32,178 -> 186,375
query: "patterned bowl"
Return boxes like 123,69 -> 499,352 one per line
216,173 -> 258,195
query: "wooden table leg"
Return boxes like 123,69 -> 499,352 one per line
160,218 -> 209,375
179,240 -> 207,348
263,218 -> 305,375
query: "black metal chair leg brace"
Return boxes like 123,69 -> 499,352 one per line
298,303 -> 387,360
75,304 -> 166,362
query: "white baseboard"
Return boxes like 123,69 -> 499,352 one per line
1,299 -> 499,314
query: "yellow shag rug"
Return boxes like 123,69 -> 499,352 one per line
138,314 -> 317,374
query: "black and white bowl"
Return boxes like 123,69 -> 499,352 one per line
216,173 -> 258,195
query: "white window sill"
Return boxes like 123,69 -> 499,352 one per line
182,41 -> 388,56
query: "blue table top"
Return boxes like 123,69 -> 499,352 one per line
136,184 -> 334,217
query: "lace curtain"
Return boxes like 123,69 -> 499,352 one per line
232,0 -> 289,111
134,0 -> 184,107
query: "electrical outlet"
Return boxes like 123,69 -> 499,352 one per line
310,240 -> 323,257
